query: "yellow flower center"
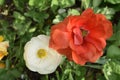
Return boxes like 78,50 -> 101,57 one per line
37,49 -> 47,58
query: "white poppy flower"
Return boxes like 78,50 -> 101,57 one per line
24,35 -> 62,74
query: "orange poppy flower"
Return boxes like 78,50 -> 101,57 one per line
49,8 -> 113,65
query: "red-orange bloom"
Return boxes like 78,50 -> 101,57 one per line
49,8 -> 113,65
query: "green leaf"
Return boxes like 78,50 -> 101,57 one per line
68,9 -> 80,16
52,15 -> 64,24
13,0 -> 27,11
58,9 -> 66,14
109,20 -> 120,41
28,0 -> 51,11
28,0 -> 34,6
113,40 -> 120,46
0,0 -> 5,6
10,69 -> 21,78
0,68 -> 21,80
107,45 -> 120,59
0,20 -> 9,35
97,74 -> 106,80
82,0 -> 91,9
112,4 -> 120,12
115,31 -> 120,40
13,20 -> 31,35
110,31 -> 120,46
60,0 -> 75,8
93,0 -> 102,8
105,0 -> 120,4
13,11 -> 25,21
115,20 -> 120,32
51,0 -> 75,12
13,11 -> 31,35
24,11 -> 49,23
69,73 -> 74,80
0,20 -> 9,27
96,57 -> 107,64
103,59 -> 120,80
51,0 -> 59,12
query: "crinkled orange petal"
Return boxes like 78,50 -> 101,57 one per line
88,24 -> 105,38
96,14 -> 113,39
86,36 -> 106,51
73,28 -> 83,45
90,51 -> 103,62
72,51 -> 86,65
82,42 -> 103,62
57,47 -> 72,60
67,16 -> 86,31
50,30 -> 69,50
72,41 -> 103,63
81,8 -> 94,17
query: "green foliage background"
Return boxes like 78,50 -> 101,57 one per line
0,0 -> 120,80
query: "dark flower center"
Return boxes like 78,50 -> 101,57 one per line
80,29 -> 88,37
72,28 -> 89,45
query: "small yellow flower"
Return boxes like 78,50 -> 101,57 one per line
24,35 -> 62,74
0,36 -> 9,60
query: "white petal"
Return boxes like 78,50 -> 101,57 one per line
37,35 -> 50,45
24,35 -> 62,74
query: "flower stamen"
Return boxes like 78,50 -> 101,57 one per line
37,49 -> 47,58
80,29 -> 88,37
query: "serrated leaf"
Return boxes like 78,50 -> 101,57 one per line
103,60 -> 120,80
28,0 -> 51,11
24,11 -> 49,23
13,11 -> 25,21
52,15 -> 64,24
68,9 -> 80,16
60,0 -> 75,8
13,0 -> 27,11
13,12 -> 31,35
51,0 -> 59,12
13,20 -> 31,35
